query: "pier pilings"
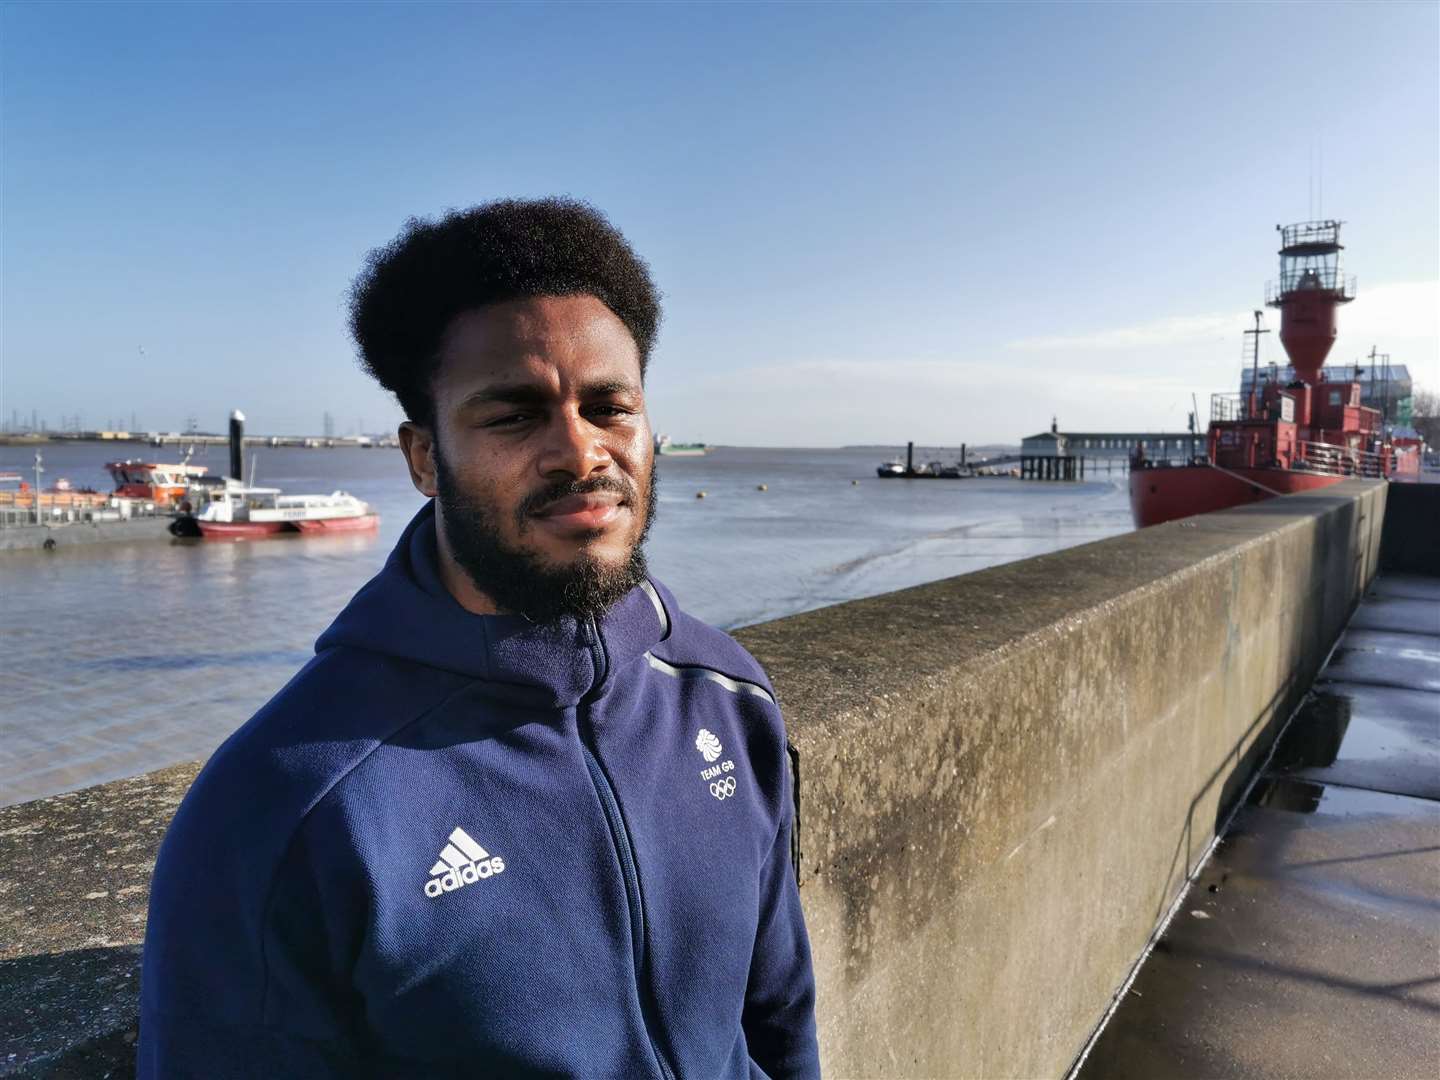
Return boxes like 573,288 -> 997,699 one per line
1020,453 -> 1084,480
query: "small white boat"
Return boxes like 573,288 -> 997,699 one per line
171,481 -> 378,539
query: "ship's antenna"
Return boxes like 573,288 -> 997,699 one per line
1317,135 -> 1323,218
1308,140 -> 1314,220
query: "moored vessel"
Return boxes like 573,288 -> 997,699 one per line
105,453 -> 209,506
654,434 -> 708,456
876,440 -> 975,478
170,481 -> 379,539
1131,221 -> 1423,528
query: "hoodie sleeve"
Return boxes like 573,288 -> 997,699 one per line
139,796 -> 370,1078
741,756 -> 821,1079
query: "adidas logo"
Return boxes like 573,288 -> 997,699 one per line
424,827 -> 506,898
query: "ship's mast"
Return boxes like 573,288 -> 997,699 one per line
1244,311 -> 1270,419
1367,344 -> 1393,429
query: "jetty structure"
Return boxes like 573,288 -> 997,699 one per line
876,441 -> 979,478
2,478 -> 1437,1076
1018,418 -> 1206,481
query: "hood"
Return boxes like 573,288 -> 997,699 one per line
316,501 -> 671,709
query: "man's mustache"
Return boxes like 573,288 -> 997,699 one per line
517,476 -> 637,521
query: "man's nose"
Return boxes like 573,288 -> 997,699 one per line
537,409 -> 611,479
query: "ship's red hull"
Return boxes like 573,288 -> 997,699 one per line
292,514 -> 380,533
1129,466 -> 1345,528
195,520 -> 289,539
195,513 -> 380,540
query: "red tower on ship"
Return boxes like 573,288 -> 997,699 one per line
1129,220 -> 1420,528
1266,221 -> 1354,383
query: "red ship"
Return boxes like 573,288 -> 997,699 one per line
1131,220 -> 1422,528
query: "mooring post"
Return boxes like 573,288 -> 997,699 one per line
229,410 -> 245,482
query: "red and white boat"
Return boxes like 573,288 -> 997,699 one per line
1131,220 -> 1422,528
170,482 -> 379,539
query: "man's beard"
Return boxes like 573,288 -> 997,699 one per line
433,447 -> 657,624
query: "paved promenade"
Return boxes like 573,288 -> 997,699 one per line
1078,573 -> 1440,1079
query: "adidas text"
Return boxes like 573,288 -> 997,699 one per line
425,856 -> 506,898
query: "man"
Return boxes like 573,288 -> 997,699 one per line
139,198 -> 820,1078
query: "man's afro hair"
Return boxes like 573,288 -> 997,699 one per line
348,197 -> 661,426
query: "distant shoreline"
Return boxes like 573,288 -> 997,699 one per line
843,444 -> 1020,454
2,435 -> 1026,454
0,434 -> 396,449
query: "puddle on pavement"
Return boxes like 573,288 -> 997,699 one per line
1270,693 -> 1352,771
1248,776 -> 1436,819
1272,694 -> 1440,777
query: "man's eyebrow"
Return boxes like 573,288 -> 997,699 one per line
456,379 -> 641,409
457,385 -> 549,409
581,379 -> 641,397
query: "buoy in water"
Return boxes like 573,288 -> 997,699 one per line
851,479 -> 859,485
696,491 -> 707,499
757,484 -> 767,491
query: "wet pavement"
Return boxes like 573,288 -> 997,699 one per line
1077,574 -> 1440,1080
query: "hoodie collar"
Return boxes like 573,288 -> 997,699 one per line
315,501 -> 669,710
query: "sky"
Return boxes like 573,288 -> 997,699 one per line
2,0 -> 1437,445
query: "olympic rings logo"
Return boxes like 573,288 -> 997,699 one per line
709,777 -> 737,800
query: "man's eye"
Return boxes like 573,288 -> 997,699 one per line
588,405 -> 632,418
484,412 -> 534,428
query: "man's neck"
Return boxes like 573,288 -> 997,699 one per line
432,513 -> 500,616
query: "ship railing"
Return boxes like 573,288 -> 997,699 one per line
1210,393 -> 1253,422
1295,440 -> 1386,479
0,495 -> 161,529
0,504 -> 117,529
1265,271 -> 1357,304
1278,220 -> 1342,250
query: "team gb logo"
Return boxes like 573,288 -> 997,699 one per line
695,728 -> 723,763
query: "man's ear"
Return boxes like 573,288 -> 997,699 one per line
398,422 -> 438,498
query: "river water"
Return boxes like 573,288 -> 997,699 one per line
0,443 -> 1133,805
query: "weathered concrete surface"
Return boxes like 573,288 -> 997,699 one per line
1,764 -> 195,1076
0,479 -> 1391,1078
735,479 -> 1389,1079
1078,573 -> 1440,1080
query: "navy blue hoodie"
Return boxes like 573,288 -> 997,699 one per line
140,504 -> 819,1078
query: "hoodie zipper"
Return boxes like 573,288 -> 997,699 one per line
579,619 -> 677,1080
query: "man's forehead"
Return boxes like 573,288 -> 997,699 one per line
439,295 -> 639,368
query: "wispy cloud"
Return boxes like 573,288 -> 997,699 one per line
652,281 -> 1439,444
1341,280 -> 1440,342
1004,280 -> 1440,354
713,357 -> 1201,397
1005,312 -> 1243,352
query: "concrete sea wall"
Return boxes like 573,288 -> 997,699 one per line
1,479 -> 1396,1077
734,477 -> 1389,1078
